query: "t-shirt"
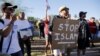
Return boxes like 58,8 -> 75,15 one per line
39,22 -> 44,30
88,21 -> 97,33
2,19 -> 21,54
15,20 -> 31,30
15,19 -> 32,38
0,22 -> 4,29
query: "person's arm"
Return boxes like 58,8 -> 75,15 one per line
0,29 -> 2,36
2,22 -> 13,37
87,23 -> 92,39
2,15 -> 16,37
0,22 -> 4,35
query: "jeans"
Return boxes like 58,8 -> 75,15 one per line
19,38 -> 31,56
0,53 -> 11,56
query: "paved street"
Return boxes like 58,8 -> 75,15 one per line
71,51 -> 100,56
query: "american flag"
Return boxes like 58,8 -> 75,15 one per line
46,0 -> 50,10
45,0 -> 50,19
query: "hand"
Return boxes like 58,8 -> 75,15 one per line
11,15 -> 17,24
49,31 -> 52,34
23,35 -> 28,40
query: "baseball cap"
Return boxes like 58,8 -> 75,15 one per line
59,6 -> 69,12
2,2 -> 17,12
79,11 -> 87,15
79,11 -> 87,17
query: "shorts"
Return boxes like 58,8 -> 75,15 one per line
45,34 -> 52,43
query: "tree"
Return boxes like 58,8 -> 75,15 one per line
28,17 -> 38,23
27,16 -> 39,28
28,17 -> 35,21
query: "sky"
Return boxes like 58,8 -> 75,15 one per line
0,0 -> 100,20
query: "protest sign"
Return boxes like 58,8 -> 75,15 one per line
52,19 -> 79,49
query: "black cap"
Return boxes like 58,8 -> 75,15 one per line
2,2 -> 17,12
79,11 -> 87,17
2,2 -> 12,8
7,5 -> 17,9
12,5 -> 17,9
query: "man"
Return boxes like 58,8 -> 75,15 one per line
39,20 -> 45,39
45,6 -> 71,56
44,16 -> 52,56
88,17 -> 97,47
17,12 -> 32,56
1,2 -> 23,56
0,19 -> 11,56
77,11 -> 91,56
0,3 -> 11,56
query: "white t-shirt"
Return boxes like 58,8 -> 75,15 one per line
15,20 -> 31,30
0,22 -> 4,29
15,19 -> 32,38
2,19 -> 21,54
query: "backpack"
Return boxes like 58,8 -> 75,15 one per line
0,19 -> 4,52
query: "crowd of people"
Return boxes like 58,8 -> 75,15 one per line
0,2 -> 100,56
38,5 -> 100,56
